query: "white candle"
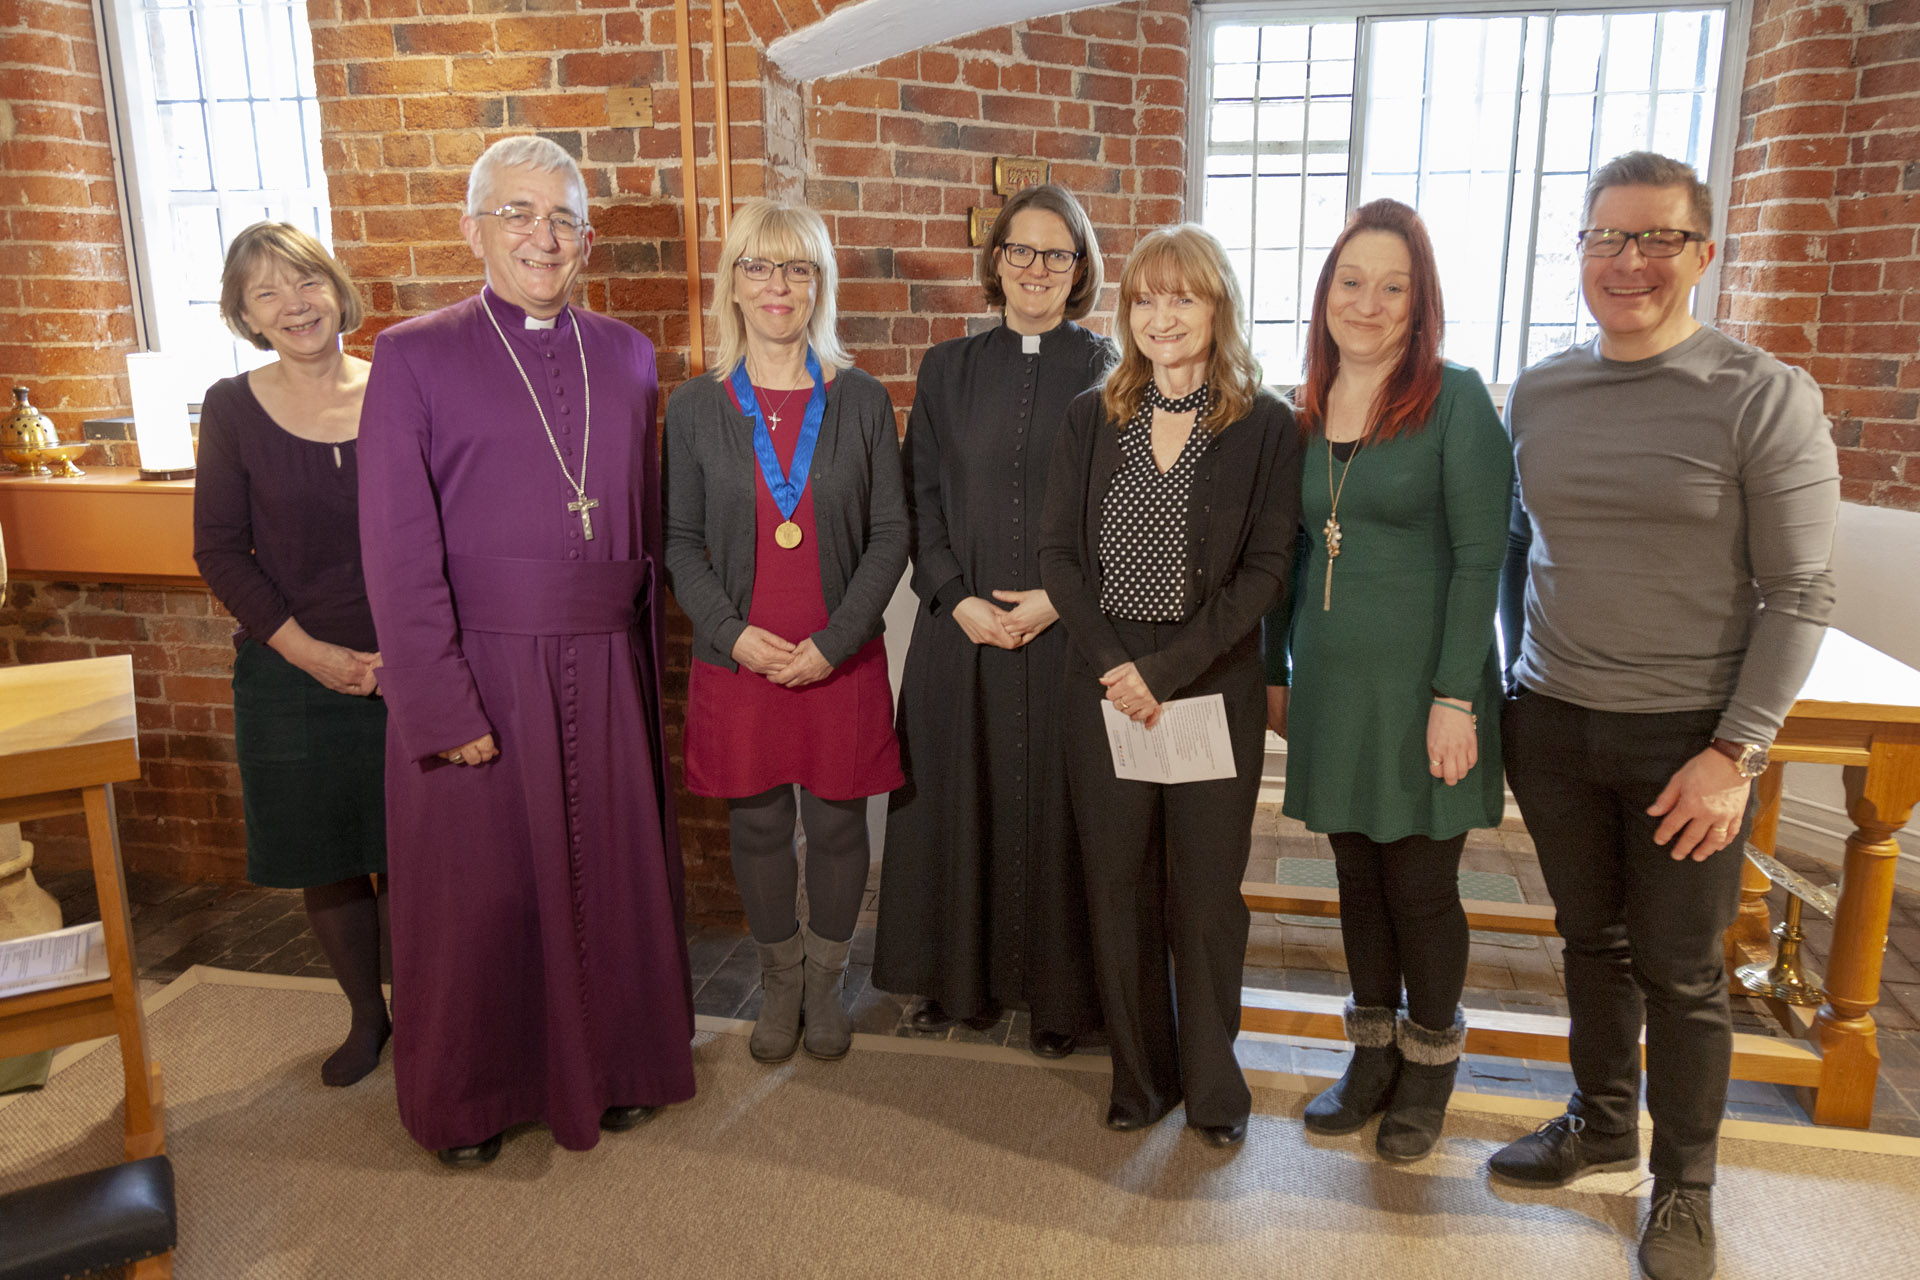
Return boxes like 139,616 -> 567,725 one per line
125,353 -> 195,477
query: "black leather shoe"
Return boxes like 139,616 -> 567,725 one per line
600,1105 -> 658,1132
1029,1028 -> 1076,1059
1488,1112 -> 1639,1187
907,998 -> 954,1032
436,1133 -> 503,1168
1104,1102 -> 1157,1132
1192,1119 -> 1249,1149
961,1002 -> 1004,1032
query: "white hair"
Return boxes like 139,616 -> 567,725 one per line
466,136 -> 589,219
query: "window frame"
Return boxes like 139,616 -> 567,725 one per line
1187,0 -> 1753,388
93,0 -> 333,380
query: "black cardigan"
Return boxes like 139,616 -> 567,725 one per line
1038,385 -> 1304,701
662,366 -> 908,671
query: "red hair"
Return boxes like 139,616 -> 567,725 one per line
1294,199 -> 1444,442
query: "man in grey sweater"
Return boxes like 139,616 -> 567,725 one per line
1495,152 -> 1839,1280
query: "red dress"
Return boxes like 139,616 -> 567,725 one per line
682,384 -> 904,801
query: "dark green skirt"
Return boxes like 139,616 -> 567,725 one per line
233,638 -> 387,888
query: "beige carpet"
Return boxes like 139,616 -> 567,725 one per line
3,971 -> 1918,1279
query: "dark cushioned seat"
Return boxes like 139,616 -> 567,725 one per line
0,1156 -> 175,1279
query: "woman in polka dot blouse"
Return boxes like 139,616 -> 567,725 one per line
1038,224 -> 1305,1149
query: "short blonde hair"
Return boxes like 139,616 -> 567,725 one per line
709,199 -> 851,380
219,222 -> 362,351
1103,224 -> 1260,431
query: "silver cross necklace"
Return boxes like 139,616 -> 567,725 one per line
481,287 -> 597,539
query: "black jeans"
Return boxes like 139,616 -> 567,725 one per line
1326,831 -> 1469,1030
1502,688 -> 1754,1185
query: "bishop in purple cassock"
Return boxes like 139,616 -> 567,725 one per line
357,137 -> 695,1162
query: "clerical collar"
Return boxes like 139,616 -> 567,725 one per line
481,286 -> 568,335
1022,333 -> 1041,355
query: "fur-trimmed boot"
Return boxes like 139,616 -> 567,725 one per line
749,928 -> 806,1064
1376,1007 -> 1466,1163
800,923 -> 853,1061
1303,999 -> 1401,1135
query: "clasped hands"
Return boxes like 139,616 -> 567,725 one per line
952,589 -> 1058,649
1101,661 -> 1161,728
731,625 -> 834,688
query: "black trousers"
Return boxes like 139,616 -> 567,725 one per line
1325,831 -> 1469,1030
1062,621 -> 1265,1129
1502,688 -> 1754,1185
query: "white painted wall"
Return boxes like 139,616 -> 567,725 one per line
1778,502 -> 1920,886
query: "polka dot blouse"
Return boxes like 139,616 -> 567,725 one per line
1098,384 -> 1211,623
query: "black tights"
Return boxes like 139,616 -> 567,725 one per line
1326,831 -> 1469,1030
728,785 -> 870,945
303,874 -> 390,1084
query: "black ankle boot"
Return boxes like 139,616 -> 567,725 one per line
1376,1007 -> 1465,1163
1304,999 -> 1400,1136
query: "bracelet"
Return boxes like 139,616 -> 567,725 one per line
1432,697 -> 1477,726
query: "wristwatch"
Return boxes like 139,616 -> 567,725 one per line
1709,738 -> 1770,779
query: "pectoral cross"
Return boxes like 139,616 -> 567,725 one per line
569,494 -> 599,541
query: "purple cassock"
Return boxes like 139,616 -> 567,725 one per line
357,289 -> 696,1152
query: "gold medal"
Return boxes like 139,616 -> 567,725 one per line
775,520 -> 803,550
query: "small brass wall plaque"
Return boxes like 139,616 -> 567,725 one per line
992,157 -> 1050,196
968,207 -> 999,247
608,87 -> 654,128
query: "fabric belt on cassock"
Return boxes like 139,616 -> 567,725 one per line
446,554 -> 651,635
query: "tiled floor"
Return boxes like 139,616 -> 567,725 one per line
32,805 -> 1920,1138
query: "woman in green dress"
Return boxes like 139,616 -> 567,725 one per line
1264,199 -> 1512,1162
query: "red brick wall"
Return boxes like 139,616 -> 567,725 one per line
1720,0 -> 1920,509
0,581 -> 245,878
0,0 -> 141,443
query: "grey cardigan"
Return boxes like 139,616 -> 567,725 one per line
663,366 -> 908,671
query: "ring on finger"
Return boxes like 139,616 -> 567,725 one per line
1429,759 -> 1442,769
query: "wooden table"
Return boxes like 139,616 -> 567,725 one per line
1243,628 -> 1920,1130
0,656 -> 167,1176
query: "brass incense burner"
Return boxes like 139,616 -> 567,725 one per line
2,386 -> 87,477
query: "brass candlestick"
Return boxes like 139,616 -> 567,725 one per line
1738,845 -> 1835,1007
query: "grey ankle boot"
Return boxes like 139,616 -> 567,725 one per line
750,929 -> 806,1064
1304,999 -> 1401,1135
1376,1007 -> 1466,1163
800,923 -> 853,1061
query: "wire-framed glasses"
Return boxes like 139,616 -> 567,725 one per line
477,206 -> 589,241
1577,228 -> 1707,258
999,242 -> 1082,273
736,258 -> 819,282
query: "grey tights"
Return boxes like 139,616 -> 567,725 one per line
727,785 -> 869,944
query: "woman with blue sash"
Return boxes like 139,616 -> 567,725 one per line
663,199 -> 908,1064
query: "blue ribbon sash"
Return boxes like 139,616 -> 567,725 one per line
731,348 -> 826,522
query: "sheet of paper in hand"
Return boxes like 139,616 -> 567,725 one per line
1101,693 -> 1237,784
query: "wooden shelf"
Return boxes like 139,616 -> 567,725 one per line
0,466 -> 199,584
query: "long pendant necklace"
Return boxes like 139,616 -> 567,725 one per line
481,289 -> 597,539
761,385 -> 810,431
1324,436 -> 1360,611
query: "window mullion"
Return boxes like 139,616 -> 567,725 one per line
1514,12 -> 1559,373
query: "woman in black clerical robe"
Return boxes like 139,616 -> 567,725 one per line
873,185 -> 1110,1057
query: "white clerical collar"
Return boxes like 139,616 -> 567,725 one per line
525,313 -> 558,330
1022,333 -> 1041,355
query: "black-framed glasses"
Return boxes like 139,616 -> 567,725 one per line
736,257 -> 818,283
1577,228 -> 1707,259
477,206 -> 589,242
999,242 -> 1082,273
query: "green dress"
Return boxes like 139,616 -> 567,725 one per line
1266,364 -> 1513,841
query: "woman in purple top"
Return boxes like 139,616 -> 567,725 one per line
192,222 -> 389,1087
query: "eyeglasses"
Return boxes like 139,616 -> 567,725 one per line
477,206 -> 589,242
1577,228 -> 1707,258
735,258 -> 818,283
999,243 -> 1082,273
